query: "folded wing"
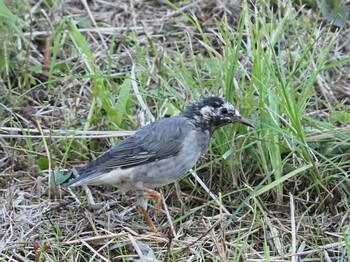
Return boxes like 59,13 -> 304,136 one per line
64,116 -> 194,186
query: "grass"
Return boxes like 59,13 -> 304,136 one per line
0,0 -> 350,261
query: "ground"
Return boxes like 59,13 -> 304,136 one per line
0,0 -> 350,261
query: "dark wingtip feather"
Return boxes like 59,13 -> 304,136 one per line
62,177 -> 77,188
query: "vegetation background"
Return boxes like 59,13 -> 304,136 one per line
0,0 -> 349,261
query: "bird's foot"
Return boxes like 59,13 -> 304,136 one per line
140,187 -> 162,217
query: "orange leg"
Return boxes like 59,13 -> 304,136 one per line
138,206 -> 157,233
141,187 -> 162,217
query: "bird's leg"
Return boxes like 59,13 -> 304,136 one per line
141,187 -> 162,217
136,189 -> 159,233
138,206 -> 157,233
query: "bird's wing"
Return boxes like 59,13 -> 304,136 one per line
66,117 -> 194,185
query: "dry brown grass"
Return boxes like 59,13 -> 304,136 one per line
1,170 -> 348,261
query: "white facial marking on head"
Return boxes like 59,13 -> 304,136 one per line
224,102 -> 240,117
200,105 -> 215,117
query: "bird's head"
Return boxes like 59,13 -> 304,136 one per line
183,96 -> 253,132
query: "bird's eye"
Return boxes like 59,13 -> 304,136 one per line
221,108 -> 228,114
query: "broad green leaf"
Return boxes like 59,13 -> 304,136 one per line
37,156 -> 49,170
163,100 -> 180,116
114,77 -> 131,127
51,170 -> 73,186
76,17 -> 92,29
0,0 -> 24,37
329,111 -> 350,123
0,0 -> 18,23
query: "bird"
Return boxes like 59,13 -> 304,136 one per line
64,96 -> 253,232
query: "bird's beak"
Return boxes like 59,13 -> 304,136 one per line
234,116 -> 254,128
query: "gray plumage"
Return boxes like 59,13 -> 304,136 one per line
64,96 -> 253,211
65,117 -> 209,190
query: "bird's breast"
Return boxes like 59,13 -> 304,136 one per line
136,129 -> 211,188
